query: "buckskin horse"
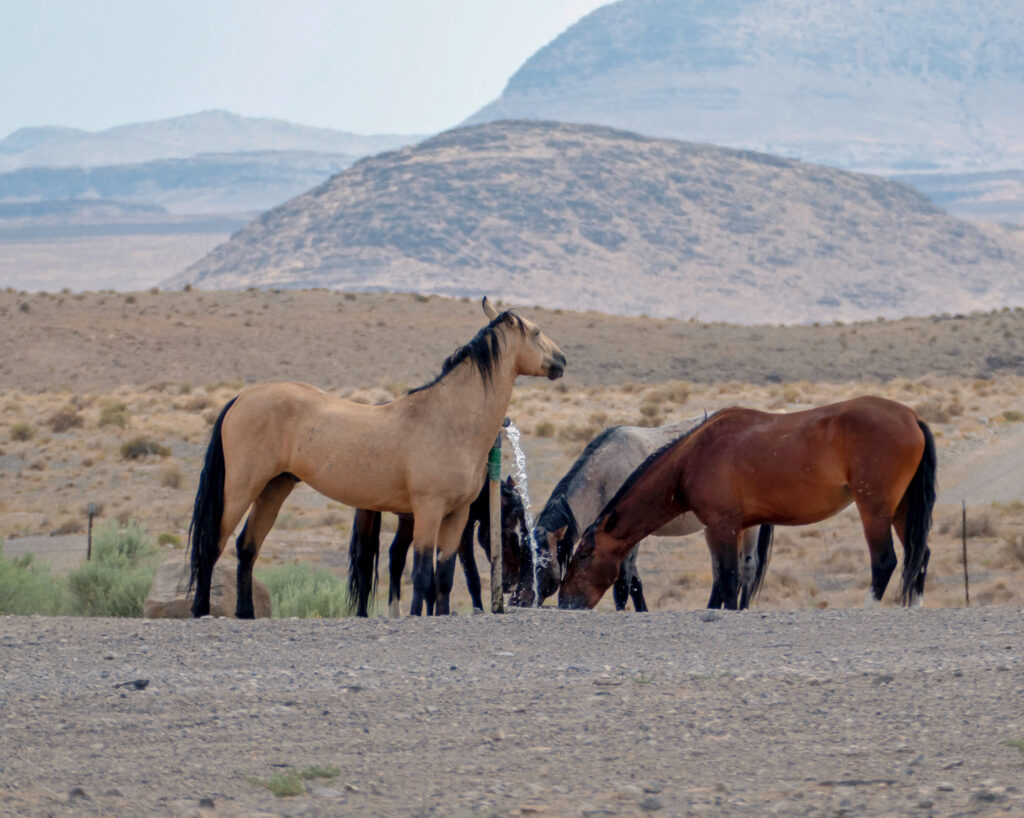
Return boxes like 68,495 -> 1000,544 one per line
559,396 -> 935,611
523,419 -> 772,610
187,297 -> 566,618
347,475 -> 529,617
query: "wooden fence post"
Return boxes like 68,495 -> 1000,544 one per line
961,499 -> 970,606
489,432 -> 503,614
87,503 -> 95,561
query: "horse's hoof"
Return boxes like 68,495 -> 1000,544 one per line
388,600 -> 401,618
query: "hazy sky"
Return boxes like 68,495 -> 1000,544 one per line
1,0 -> 610,138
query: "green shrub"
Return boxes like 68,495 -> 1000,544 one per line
65,520 -> 158,616
98,399 -> 130,428
256,563 -> 350,618
1002,409 -> 1024,423
157,532 -> 181,547
120,437 -> 171,460
9,422 -> 35,441
0,543 -> 70,615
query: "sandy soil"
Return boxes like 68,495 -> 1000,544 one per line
1,610 -> 1022,818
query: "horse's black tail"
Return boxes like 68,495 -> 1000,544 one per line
346,511 -> 381,617
187,397 -> 236,608
747,524 -> 775,602
899,419 -> 937,605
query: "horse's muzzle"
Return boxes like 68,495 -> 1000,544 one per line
546,352 -> 567,380
557,591 -> 588,610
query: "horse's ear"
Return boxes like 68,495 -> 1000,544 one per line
482,296 -> 499,320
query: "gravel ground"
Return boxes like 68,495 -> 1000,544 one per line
1,608 -> 1022,817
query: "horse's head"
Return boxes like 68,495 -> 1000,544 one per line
482,297 -> 566,380
499,476 -> 527,594
557,518 -> 622,609
530,522 -> 567,602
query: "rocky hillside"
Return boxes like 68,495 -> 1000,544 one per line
466,0 -> 1024,175
171,121 -> 1022,324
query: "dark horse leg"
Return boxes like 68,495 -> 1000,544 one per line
612,548 -> 647,612
612,563 -> 630,611
861,508 -> 898,605
629,571 -> 648,612
410,549 -> 437,616
705,525 -> 741,610
388,514 -> 415,617
347,509 -> 381,618
235,473 -> 297,619
460,521 -> 484,611
434,552 -> 458,615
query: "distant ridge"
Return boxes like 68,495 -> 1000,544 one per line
0,110 -> 421,171
170,120 -> 1023,325
466,0 -> 1024,174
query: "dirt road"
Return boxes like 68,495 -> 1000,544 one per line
1,608 -> 1022,817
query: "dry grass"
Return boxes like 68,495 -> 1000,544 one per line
2,291 -> 1024,611
2,370 -> 1023,611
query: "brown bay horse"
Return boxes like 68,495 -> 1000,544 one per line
188,297 -> 566,618
558,396 -> 936,611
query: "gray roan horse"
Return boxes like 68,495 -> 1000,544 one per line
522,419 -> 773,610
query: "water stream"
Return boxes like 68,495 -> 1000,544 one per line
503,419 -> 539,604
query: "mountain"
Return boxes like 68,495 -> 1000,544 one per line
0,151 -> 357,215
169,120 -> 1023,324
465,0 -> 1024,175
0,110 -> 420,171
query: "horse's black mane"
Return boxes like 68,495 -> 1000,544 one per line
594,410 -> 713,527
408,311 -> 524,395
535,426 -> 622,542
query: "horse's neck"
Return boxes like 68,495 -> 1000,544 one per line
564,431 -> 653,532
414,346 -> 517,456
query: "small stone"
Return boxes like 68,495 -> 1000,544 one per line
936,783 -> 955,792
105,789 -> 123,798
344,783 -> 360,793
643,783 -> 664,794
68,787 -> 89,801
198,796 -> 215,809
639,795 -> 664,811
309,785 -> 342,798
615,784 -> 643,800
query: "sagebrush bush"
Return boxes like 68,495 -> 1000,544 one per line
65,520 -> 158,616
256,563 -> 350,618
534,420 -> 555,438
120,437 -> 171,460
47,406 -> 84,433
9,422 -> 35,441
0,543 -> 70,615
98,399 -> 130,428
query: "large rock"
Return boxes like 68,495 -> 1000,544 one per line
144,557 -> 272,618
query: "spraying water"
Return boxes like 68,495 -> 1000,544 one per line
503,419 -> 539,604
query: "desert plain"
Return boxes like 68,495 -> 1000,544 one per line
1,287 -> 1023,818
